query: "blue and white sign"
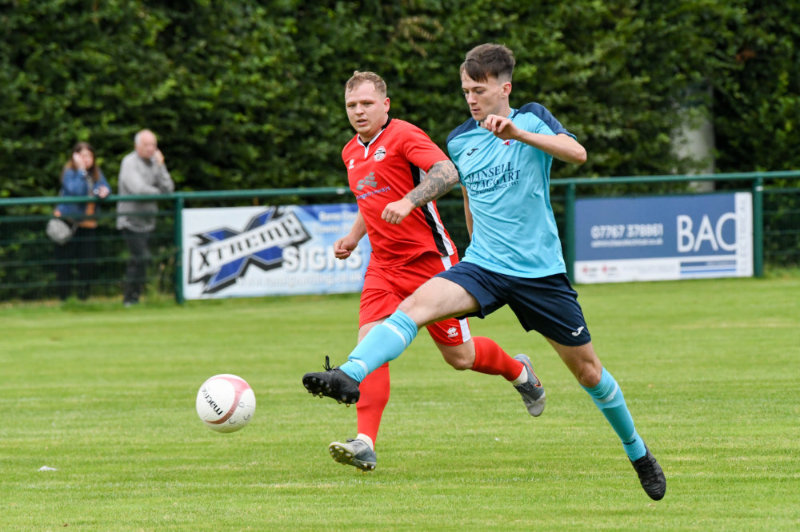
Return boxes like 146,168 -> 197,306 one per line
181,204 -> 370,299
574,192 -> 752,283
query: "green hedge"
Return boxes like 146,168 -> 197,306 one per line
1,0 -> 798,199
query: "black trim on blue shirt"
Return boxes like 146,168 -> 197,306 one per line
446,118 -> 478,145
516,103 -> 574,138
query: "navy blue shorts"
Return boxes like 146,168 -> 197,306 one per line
436,261 -> 591,346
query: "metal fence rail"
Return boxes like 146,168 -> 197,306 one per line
1,171 -> 798,304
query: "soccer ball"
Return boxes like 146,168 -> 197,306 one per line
195,374 -> 256,433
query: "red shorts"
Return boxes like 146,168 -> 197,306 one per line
360,252 -> 471,346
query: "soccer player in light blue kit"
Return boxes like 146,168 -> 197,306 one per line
303,43 -> 666,500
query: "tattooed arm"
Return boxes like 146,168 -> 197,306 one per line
405,160 -> 461,207
381,160 -> 460,225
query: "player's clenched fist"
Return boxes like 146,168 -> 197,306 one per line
333,235 -> 358,259
381,197 -> 415,225
480,114 -> 519,141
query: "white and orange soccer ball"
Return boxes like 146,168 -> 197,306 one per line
195,374 -> 256,433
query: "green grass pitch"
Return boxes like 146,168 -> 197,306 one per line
1,276 -> 799,530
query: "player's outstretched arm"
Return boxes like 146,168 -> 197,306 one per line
525,133 -> 587,165
382,160 -> 460,224
482,115 -> 587,165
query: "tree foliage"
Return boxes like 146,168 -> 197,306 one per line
0,0 -> 797,199
712,1 -> 800,172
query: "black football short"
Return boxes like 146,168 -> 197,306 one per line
436,261 -> 591,346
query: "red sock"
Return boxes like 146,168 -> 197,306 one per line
471,336 -> 524,381
356,362 -> 390,444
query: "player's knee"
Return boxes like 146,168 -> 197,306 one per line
439,347 -> 472,371
576,362 -> 602,388
397,296 -> 433,327
445,356 -> 472,371
397,295 -> 417,315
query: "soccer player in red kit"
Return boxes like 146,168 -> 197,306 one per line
321,71 -> 546,471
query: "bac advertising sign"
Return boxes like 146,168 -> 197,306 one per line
181,204 -> 370,299
574,192 -> 752,283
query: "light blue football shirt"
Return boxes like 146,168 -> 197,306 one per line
446,103 -> 573,278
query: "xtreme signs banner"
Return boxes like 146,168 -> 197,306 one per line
181,204 -> 370,299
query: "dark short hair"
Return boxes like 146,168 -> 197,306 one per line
345,71 -> 387,97
460,43 -> 515,82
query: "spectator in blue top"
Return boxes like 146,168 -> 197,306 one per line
53,142 -> 110,300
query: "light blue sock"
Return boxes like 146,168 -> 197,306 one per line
338,310 -> 418,382
583,368 -> 647,461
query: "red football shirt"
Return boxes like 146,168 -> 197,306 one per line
342,118 -> 457,266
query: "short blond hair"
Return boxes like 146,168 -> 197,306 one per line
345,71 -> 387,97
